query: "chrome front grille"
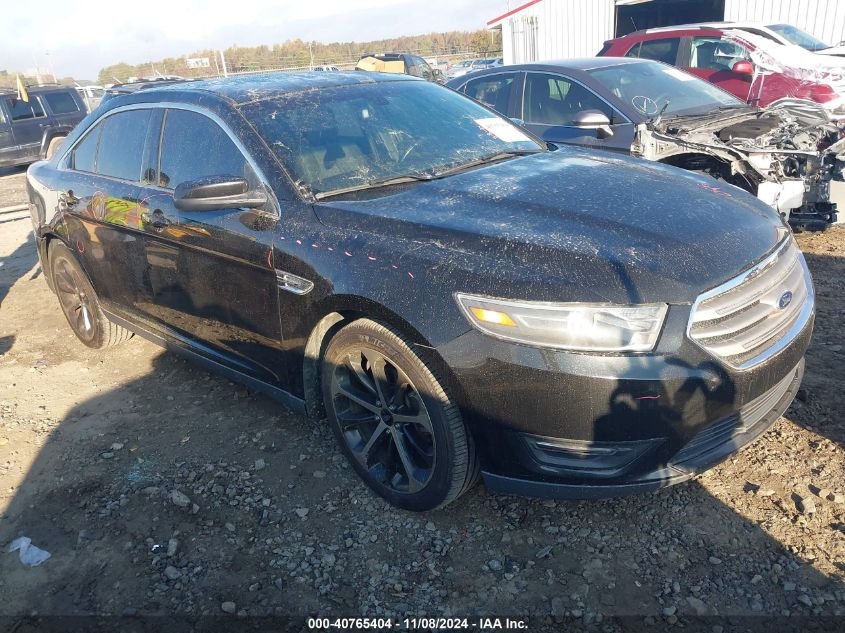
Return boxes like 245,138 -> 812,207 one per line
688,239 -> 813,369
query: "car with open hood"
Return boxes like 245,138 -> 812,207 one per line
26,72 -> 813,510
448,57 -> 843,230
599,26 -> 845,114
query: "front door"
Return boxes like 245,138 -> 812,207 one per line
135,106 -> 285,385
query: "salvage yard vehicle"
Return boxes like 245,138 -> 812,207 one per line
599,26 -> 845,112
0,85 -> 87,168
669,21 -> 842,57
27,72 -> 813,511
449,57 -> 842,230
355,53 -> 443,82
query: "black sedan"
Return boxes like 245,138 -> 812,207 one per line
27,72 -> 813,510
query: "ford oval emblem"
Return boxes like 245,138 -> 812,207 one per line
778,291 -> 793,310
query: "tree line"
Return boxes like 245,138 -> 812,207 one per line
97,29 -> 501,84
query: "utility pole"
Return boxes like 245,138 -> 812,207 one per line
219,49 -> 229,77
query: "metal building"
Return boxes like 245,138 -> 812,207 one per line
488,0 -> 845,64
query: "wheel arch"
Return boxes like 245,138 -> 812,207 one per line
39,126 -> 73,159
301,295 -> 471,425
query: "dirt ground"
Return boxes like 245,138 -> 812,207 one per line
1,165 -> 844,631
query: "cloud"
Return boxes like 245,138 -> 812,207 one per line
0,0 -> 506,79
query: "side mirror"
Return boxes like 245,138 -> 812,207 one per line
573,109 -> 614,139
732,60 -> 754,78
174,176 -> 267,212
432,68 -> 444,82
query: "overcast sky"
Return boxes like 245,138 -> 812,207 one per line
1,0 -> 509,80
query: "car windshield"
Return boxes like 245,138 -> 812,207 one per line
240,79 -> 542,197
767,24 -> 829,51
587,61 -> 744,117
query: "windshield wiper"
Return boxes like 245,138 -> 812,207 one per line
649,100 -> 671,126
314,172 -> 435,200
431,149 -> 541,178
313,150 -> 541,200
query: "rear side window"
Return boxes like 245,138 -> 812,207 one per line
72,126 -> 102,173
634,38 -> 681,64
6,97 -> 45,121
158,109 -> 253,189
44,91 -> 80,115
96,110 -> 151,181
463,73 -> 517,115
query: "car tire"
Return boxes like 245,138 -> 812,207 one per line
321,318 -> 479,511
45,136 -> 66,160
48,241 -> 133,349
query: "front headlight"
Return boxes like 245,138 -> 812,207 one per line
455,293 -> 668,352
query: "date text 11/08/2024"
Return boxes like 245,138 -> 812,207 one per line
307,617 -> 529,630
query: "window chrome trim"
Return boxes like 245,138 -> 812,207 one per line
57,101 -> 278,217
685,237 -> 815,371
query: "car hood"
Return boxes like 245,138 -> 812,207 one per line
313,149 -> 785,304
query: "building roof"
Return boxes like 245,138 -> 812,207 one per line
487,0 -> 545,27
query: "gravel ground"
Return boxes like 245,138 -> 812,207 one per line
1,166 -> 844,631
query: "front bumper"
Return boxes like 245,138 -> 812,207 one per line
482,360 -> 803,499
437,305 -> 813,500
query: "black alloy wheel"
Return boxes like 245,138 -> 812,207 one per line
53,255 -> 97,345
48,241 -> 133,349
331,345 -> 436,494
322,319 -> 478,511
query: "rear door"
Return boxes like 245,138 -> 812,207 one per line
135,106 -> 285,385
4,95 -> 47,163
42,90 -> 87,125
53,108 -> 154,312
520,72 -> 634,151
682,36 -> 755,102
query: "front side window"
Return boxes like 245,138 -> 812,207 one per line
523,73 -> 614,126
96,110 -> 151,181
689,37 -> 750,71
463,73 -> 517,114
6,97 -> 45,121
240,80 -> 541,196
44,92 -> 81,115
635,38 -> 681,64
158,109 -> 254,190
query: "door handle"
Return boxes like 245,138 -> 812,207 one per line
141,209 -> 172,231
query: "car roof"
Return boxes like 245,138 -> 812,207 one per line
503,57 -> 649,71
138,71 -> 419,106
0,84 -> 76,95
618,25 -> 724,39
